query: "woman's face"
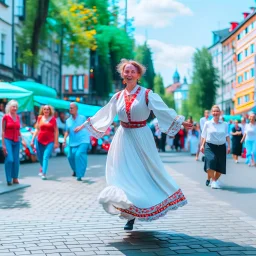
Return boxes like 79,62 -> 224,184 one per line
211,107 -> 220,118
235,121 -> 239,127
43,106 -> 50,116
122,64 -> 140,84
249,114 -> 255,123
10,104 -> 17,114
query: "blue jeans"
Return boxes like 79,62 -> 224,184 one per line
4,138 -> 20,183
245,140 -> 256,164
68,143 -> 89,178
36,141 -> 54,175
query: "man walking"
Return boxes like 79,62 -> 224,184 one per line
63,103 -> 90,181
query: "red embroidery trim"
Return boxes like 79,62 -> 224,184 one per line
114,189 -> 186,218
145,89 -> 151,106
124,86 -> 141,122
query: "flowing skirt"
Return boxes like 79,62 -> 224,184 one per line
98,125 -> 187,221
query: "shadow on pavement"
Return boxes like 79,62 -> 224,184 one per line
110,231 -> 256,256
0,189 -> 30,209
222,186 -> 256,194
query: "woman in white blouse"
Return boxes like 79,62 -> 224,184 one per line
200,105 -> 230,189
75,59 -> 192,230
241,113 -> 256,166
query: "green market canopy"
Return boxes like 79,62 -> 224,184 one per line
0,82 -> 34,112
12,81 -> 57,98
34,95 -> 101,117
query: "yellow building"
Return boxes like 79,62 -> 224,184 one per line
234,12 -> 256,114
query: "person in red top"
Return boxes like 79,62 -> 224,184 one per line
2,100 -> 21,186
31,105 -> 59,180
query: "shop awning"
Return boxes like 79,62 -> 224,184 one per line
12,81 -> 57,98
34,95 -> 101,117
0,82 -> 34,111
34,95 -> 70,110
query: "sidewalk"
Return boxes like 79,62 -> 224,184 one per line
0,155 -> 256,255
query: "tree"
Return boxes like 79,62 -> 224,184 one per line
135,42 -> 155,89
188,47 -> 219,120
153,74 -> 175,109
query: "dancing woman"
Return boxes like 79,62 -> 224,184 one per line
75,59 -> 192,230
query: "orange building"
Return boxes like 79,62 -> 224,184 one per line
233,11 -> 256,114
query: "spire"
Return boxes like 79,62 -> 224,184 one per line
173,68 -> 180,83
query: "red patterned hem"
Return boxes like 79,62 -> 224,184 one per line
114,189 -> 187,221
84,118 -> 105,139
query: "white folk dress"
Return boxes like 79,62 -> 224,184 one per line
84,85 -> 187,221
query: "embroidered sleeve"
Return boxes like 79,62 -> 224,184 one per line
83,118 -> 105,139
82,94 -> 118,138
148,91 -> 185,136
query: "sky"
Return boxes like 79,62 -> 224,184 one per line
119,0 -> 255,87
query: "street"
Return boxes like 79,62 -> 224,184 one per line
0,153 -> 256,256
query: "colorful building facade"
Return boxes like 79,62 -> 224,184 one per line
234,12 -> 256,114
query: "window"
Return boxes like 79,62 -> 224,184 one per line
237,52 -> 243,61
65,76 -> 69,91
238,75 -> 243,84
72,76 -> 77,91
245,48 -> 248,57
0,0 -> 8,5
0,34 -> 6,65
16,0 -> 25,19
238,97 -> 242,105
54,43 -> 59,53
251,68 -> 255,77
47,40 -> 52,50
23,63 -> 28,76
244,94 -> 250,103
244,71 -> 249,81
250,44 -> 255,54
78,75 -> 84,90
252,22 -> 255,29
245,27 -> 248,34
237,34 -> 241,40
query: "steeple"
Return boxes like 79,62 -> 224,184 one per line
173,69 -> 180,83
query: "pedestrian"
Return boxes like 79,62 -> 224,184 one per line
1,100 -> 21,186
231,120 -> 243,163
63,103 -> 90,181
31,105 -> 59,180
241,113 -> 256,167
200,105 -> 230,189
75,59 -> 192,230
188,123 -> 199,155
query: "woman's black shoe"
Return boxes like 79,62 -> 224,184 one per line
124,219 -> 135,231
72,172 -> 76,177
7,182 -> 12,186
206,180 -> 210,186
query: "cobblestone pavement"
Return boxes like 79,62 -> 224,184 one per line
0,154 -> 256,256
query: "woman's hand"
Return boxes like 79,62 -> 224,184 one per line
2,145 -> 7,156
74,125 -> 84,133
200,145 -> 204,154
182,121 -> 193,130
227,147 -> 231,154
30,139 -> 34,148
54,142 -> 59,149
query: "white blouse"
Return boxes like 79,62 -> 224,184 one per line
82,85 -> 185,138
244,123 -> 256,141
201,119 -> 229,145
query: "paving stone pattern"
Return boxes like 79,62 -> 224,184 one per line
0,155 -> 256,256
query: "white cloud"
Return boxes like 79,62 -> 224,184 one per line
135,34 -> 195,86
120,0 -> 193,28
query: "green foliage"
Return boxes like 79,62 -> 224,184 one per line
181,99 -> 190,118
135,42 -> 155,89
153,73 -> 175,109
188,47 -> 219,120
153,74 -> 165,95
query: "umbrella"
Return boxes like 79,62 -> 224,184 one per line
0,82 -> 34,112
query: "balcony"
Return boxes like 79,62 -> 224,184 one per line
237,29 -> 256,49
